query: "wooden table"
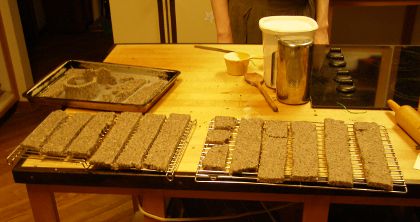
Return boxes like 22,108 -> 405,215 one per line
13,44 -> 420,222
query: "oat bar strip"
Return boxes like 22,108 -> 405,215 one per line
142,113 -> 191,171
41,113 -> 93,156
40,78 -> 66,97
213,116 -> 237,130
354,122 -> 393,190
205,129 -> 232,144
229,118 -> 263,174
112,79 -> 147,103
21,110 -> 68,151
114,114 -> 166,169
202,144 -> 229,171
66,112 -> 115,158
258,120 -> 288,183
124,80 -> 167,105
89,112 -> 142,167
290,121 -> 318,182
324,118 -> 353,187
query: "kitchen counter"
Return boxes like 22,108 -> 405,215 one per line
12,44 -> 420,222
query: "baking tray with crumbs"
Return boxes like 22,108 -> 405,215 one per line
24,60 -> 180,112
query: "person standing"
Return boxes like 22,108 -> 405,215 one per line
211,0 -> 330,44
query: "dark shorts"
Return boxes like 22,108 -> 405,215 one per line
228,0 -> 315,43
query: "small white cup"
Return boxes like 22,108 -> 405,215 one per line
224,52 -> 250,76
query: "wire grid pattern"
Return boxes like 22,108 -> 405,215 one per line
196,119 -> 407,193
7,118 -> 197,182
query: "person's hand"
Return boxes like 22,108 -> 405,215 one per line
314,27 -> 329,44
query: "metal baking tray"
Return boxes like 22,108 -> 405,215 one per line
24,60 -> 180,112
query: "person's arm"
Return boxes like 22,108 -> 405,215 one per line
314,0 -> 330,44
211,0 -> 233,43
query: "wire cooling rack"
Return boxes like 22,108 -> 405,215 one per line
195,119 -> 407,193
8,119 -> 197,182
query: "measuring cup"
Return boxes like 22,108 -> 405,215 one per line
224,52 -> 263,76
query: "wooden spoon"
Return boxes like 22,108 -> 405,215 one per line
244,73 -> 278,112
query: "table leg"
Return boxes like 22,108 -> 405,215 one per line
302,197 -> 330,222
141,190 -> 166,222
132,195 -> 140,212
26,184 -> 60,222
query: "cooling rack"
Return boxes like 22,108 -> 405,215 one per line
195,119 -> 407,193
8,119 -> 197,182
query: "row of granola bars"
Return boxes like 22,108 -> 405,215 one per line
19,110 -> 191,172
18,111 -> 394,190
201,117 -> 393,191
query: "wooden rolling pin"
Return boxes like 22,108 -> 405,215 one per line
387,99 -> 420,145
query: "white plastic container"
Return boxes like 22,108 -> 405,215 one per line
259,16 -> 318,88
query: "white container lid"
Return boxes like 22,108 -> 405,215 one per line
259,16 -> 318,35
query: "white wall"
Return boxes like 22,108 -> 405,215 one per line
0,0 -> 33,100
0,38 -> 12,92
175,0 -> 217,43
109,0 -> 160,43
109,0 -> 217,43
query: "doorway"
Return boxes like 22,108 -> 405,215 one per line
17,0 -> 114,82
